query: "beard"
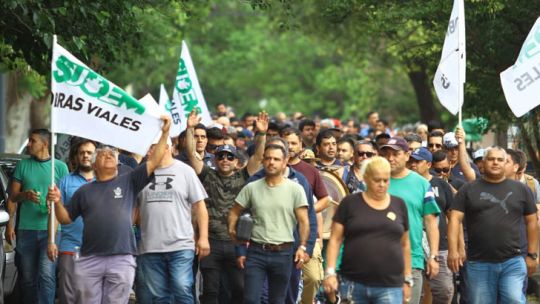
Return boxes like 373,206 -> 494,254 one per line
78,164 -> 93,172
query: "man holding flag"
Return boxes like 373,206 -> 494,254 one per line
9,128 -> 69,304
47,115 -> 172,303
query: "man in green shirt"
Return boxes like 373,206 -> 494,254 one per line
228,144 -> 310,304
380,137 -> 440,304
9,128 -> 68,304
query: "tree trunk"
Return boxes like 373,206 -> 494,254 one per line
4,72 -> 50,153
407,63 -> 440,124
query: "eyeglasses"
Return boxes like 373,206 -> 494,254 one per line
217,153 -> 235,161
356,151 -> 375,158
428,143 -> 443,149
433,167 -> 450,174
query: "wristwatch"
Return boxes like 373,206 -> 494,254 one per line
429,254 -> 439,262
404,275 -> 414,287
527,252 -> 538,260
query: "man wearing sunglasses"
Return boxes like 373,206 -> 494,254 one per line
343,140 -> 376,194
186,110 -> 269,304
408,147 -> 455,304
427,131 -> 445,153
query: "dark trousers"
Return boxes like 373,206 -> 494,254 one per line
200,239 -> 244,304
244,245 -> 293,304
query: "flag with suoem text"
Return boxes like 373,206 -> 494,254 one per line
51,42 -> 163,155
500,18 -> 540,117
170,41 -> 212,137
433,0 -> 466,115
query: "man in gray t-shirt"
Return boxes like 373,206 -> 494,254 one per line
136,141 -> 208,303
48,116 -> 172,304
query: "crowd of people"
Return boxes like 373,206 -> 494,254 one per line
5,103 -> 540,304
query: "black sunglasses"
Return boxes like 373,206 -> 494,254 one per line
217,153 -> 235,161
434,167 -> 450,173
356,151 -> 375,158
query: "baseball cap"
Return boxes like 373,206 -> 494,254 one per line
443,132 -> 458,148
410,147 -> 433,162
215,144 -> 237,157
473,148 -> 485,160
380,137 -> 409,151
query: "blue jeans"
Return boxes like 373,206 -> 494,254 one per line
244,245 -> 293,304
339,276 -> 403,304
135,256 -> 153,304
466,255 -> 527,304
139,250 -> 195,303
15,230 -> 58,304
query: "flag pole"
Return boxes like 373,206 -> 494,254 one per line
457,0 -> 466,129
49,34 -> 57,245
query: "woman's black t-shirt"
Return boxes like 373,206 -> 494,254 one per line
333,193 -> 409,287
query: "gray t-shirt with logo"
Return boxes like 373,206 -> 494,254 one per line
69,165 -> 151,256
137,160 -> 208,254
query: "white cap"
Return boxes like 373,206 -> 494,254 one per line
443,132 -> 458,148
473,148 -> 485,160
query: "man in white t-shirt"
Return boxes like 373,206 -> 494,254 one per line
137,136 -> 209,303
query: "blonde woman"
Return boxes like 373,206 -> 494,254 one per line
323,156 -> 412,303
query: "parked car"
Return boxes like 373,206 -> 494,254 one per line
0,154 -> 27,302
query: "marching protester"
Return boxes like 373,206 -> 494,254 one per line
185,109 -> 269,304
228,143 -> 310,304
237,136 -> 318,304
47,116 -> 172,303
379,137 -> 440,304
407,147 -> 455,304
448,147 -> 538,304
280,127 -> 329,303
9,128 -> 69,304
136,134 -> 209,303
323,156 -> 412,303
52,138 -> 96,304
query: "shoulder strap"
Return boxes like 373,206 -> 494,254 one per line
525,174 -> 537,195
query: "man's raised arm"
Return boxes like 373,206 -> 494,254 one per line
246,111 -> 268,176
185,110 -> 204,175
146,115 -> 172,176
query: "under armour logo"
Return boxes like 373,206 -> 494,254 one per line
149,175 -> 174,190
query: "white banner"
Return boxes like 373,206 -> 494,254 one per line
500,18 -> 540,117
433,0 -> 466,115
51,42 -> 163,155
170,41 -> 212,137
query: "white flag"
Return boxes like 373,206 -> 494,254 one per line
159,84 -> 170,109
170,41 -> 212,137
433,0 -> 466,115
500,18 -> 540,117
51,42 -> 163,155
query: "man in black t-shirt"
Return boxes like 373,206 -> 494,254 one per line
408,147 -> 455,303
448,147 -> 538,304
